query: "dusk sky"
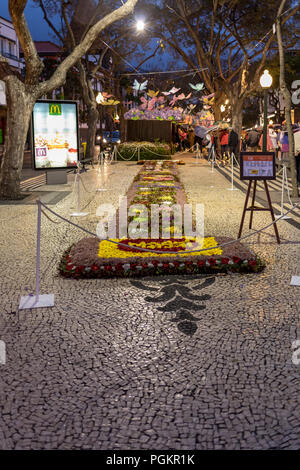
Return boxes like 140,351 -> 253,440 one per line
0,1 -> 60,42
0,1 -> 180,72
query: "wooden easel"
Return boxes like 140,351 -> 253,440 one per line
238,179 -> 280,244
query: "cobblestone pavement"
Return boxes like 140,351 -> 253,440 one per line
0,157 -> 299,450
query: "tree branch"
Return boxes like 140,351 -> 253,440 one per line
9,0 -> 43,84
37,0 -> 139,96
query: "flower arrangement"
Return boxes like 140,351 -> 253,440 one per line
59,160 -> 265,279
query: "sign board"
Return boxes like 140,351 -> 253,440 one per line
240,152 -> 276,180
32,100 -> 79,169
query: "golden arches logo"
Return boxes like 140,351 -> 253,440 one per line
49,103 -> 62,115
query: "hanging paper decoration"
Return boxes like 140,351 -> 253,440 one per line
189,83 -> 204,92
132,79 -> 148,92
162,87 -> 181,96
147,89 -> 159,98
101,99 -> 120,106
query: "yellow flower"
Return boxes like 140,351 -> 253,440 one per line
98,237 -> 222,259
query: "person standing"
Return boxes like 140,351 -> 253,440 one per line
228,128 -> 239,161
194,125 -> 207,154
178,126 -> 188,151
219,129 -> 229,164
279,126 -> 289,161
246,128 -> 261,151
187,126 -> 195,151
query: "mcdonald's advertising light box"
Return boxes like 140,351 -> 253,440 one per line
32,100 -> 79,169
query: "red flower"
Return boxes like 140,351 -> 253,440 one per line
104,265 -> 112,271
249,260 -> 257,266
66,264 -> 74,271
221,258 -> 230,265
232,256 -> 241,264
185,261 -> 193,266
75,266 -> 84,274
116,263 -> 123,271
197,260 -> 205,267
142,263 -> 149,268
208,258 -> 216,266
174,261 -> 180,267
163,263 -> 169,268
91,264 -> 99,272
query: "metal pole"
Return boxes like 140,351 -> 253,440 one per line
263,89 -> 268,152
77,172 -> 81,213
35,198 -> 42,301
231,152 -> 234,189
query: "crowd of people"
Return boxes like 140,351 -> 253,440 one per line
241,122 -> 300,161
175,122 -> 300,177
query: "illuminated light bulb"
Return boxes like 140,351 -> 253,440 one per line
260,70 -> 273,88
136,20 -> 145,31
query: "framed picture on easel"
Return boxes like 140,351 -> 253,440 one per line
238,151 -> 280,244
240,152 -> 276,180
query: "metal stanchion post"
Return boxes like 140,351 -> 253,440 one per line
70,168 -> 89,216
195,143 -> 199,164
227,152 -> 238,191
276,164 -> 293,219
19,198 -> 55,309
96,152 -> 108,192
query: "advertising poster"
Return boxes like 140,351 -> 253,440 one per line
240,152 -> 275,180
32,100 -> 79,169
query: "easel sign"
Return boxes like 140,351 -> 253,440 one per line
240,152 -> 275,180
238,152 -> 280,244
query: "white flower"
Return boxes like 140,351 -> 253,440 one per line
228,260 -> 234,265
123,263 -> 130,271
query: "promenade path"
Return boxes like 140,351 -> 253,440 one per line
0,154 -> 299,449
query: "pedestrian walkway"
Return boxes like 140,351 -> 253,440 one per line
0,159 -> 299,450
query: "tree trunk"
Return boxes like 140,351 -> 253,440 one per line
85,104 -> 98,161
231,97 -> 244,157
213,92 -> 225,122
276,1 -> 298,197
0,78 -> 34,199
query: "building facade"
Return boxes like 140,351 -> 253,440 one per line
0,15 -> 24,147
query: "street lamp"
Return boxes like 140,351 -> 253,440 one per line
260,70 -> 273,152
136,20 -> 145,32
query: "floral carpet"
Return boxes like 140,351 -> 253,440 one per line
60,161 -> 264,278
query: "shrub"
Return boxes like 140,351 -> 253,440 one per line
116,141 -> 172,161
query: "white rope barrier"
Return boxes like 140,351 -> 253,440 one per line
40,200 -> 300,255
114,145 -> 138,161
